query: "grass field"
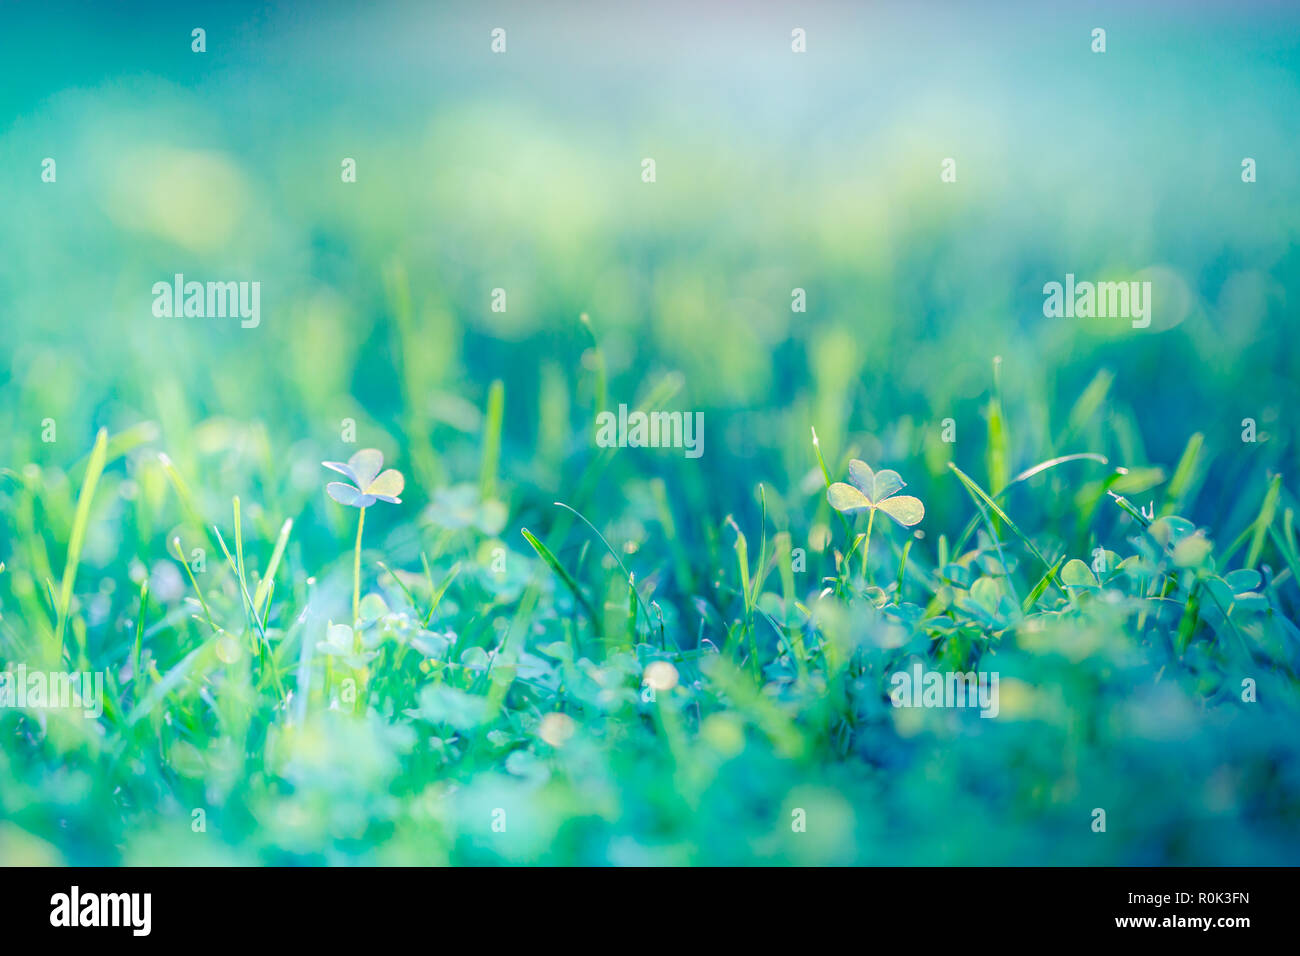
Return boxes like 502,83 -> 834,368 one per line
2,1 -> 1300,865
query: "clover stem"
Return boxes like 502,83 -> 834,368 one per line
862,508 -> 875,584
352,506 -> 366,640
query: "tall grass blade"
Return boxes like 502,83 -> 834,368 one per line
55,427 -> 108,661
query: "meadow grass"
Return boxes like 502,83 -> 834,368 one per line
2,338 -> 1298,866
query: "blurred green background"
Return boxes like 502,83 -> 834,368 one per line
4,1 -> 1299,499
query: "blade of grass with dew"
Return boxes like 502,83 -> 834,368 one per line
812,426 -> 855,545
552,501 -> 654,633
1022,556 -> 1065,612
253,518 -> 293,620
214,522 -> 285,700
1107,489 -> 1153,528
173,535 -> 217,632
950,453 -> 1109,555
522,528 -> 601,636
949,462 -> 1066,602
1073,467 -> 1142,531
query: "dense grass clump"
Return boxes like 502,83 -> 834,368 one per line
2,344 -> 1299,865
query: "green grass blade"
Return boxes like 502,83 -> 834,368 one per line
1163,432 -> 1205,516
377,560 -> 420,610
951,453 -> 1109,555
1061,368 -> 1114,442
1022,556 -> 1064,612
423,560 -> 461,627
579,312 -> 607,415
896,537 -> 914,600
480,379 -> 504,501
133,578 -> 149,702
949,462 -> 1065,599
127,637 -> 218,725
522,528 -> 601,635
985,356 -> 1010,497
68,421 -> 159,481
1107,490 -> 1153,527
1245,474 -> 1282,569
553,501 -> 653,630
253,517 -> 293,619
55,427 -> 108,661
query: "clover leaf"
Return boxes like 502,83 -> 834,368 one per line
323,448 -> 405,508
827,460 -> 924,527
323,448 -> 406,636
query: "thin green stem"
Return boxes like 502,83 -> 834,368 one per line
862,509 -> 876,584
353,506 -> 366,637
175,537 -> 216,631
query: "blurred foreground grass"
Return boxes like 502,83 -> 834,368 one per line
2,341 -> 1299,864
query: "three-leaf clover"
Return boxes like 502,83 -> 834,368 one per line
323,449 -> 405,507
827,461 -> 924,526
323,448 -> 405,633
827,460 -> 924,584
